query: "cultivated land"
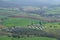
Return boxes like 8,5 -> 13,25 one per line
0,36 -> 57,40
0,7 -> 60,40
45,7 -> 60,14
3,18 -> 40,27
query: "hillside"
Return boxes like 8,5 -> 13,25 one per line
0,0 -> 60,40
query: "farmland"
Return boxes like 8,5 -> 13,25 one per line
3,18 -> 40,27
0,36 -> 57,40
0,0 -> 60,40
45,7 -> 60,14
0,7 -> 60,40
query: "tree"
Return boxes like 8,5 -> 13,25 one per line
50,25 -> 52,28
39,21 -> 42,25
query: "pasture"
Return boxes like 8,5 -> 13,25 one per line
3,18 -> 40,27
0,36 -> 57,40
45,7 -> 60,14
0,7 -> 60,40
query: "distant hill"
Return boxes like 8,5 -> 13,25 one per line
0,0 -> 60,8
0,0 -> 18,8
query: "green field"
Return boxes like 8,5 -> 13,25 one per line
3,17 -> 60,29
0,7 -> 60,40
45,7 -> 60,14
44,22 -> 60,29
3,18 -> 40,27
0,36 -> 57,40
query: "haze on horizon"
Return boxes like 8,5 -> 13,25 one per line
0,0 -> 60,8
1,0 -> 60,5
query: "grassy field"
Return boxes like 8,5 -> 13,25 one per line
3,18 -> 40,27
44,22 -> 60,29
0,8 -> 20,13
0,36 -> 57,40
0,8 -> 60,40
45,7 -> 60,14
3,17 -> 60,29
